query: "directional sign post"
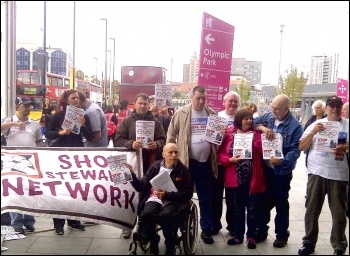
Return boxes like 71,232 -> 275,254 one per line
336,78 -> 348,104
198,12 -> 235,112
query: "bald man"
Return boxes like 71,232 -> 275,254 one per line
253,94 -> 303,248
129,143 -> 193,255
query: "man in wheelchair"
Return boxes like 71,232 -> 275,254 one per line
129,143 -> 194,255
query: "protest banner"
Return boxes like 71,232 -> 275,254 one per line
1,147 -> 141,231
315,121 -> 340,153
261,133 -> 284,159
136,120 -> 155,148
155,84 -> 173,107
233,133 -> 253,159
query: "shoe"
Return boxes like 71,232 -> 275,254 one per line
165,245 -> 176,255
55,226 -> 64,235
333,249 -> 345,255
255,233 -> 267,243
25,225 -> 35,232
121,229 -> 132,239
273,237 -> 288,248
13,226 -> 25,234
68,222 -> 85,231
150,234 -> 160,255
298,243 -> 315,255
227,236 -> 243,245
247,237 -> 256,249
201,231 -> 214,244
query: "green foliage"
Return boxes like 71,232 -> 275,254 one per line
280,64 -> 306,110
235,81 -> 251,107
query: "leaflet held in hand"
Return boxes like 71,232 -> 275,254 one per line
62,105 -> 85,134
204,114 -> 228,145
150,171 -> 178,192
136,120 -> 155,148
233,132 -> 253,159
315,121 -> 340,153
106,154 -> 133,185
261,133 -> 284,159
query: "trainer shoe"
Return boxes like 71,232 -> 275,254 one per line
246,237 -> 256,249
333,248 -> 345,255
25,225 -> 35,232
273,237 -> 288,248
55,226 -> 64,235
200,230 -> 214,244
14,226 -> 25,234
298,242 -> 315,255
68,222 -> 85,231
227,236 -> 243,245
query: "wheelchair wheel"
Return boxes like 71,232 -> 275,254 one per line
182,202 -> 198,255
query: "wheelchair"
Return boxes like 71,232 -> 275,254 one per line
128,200 -> 198,255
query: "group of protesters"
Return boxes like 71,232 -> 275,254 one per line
1,87 -> 349,256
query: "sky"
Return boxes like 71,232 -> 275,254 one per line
14,1 -> 349,85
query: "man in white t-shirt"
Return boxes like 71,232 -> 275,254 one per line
211,91 -> 240,236
167,86 -> 218,244
298,95 -> 349,256
1,96 -> 42,235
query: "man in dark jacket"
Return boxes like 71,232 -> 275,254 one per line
129,143 -> 193,255
114,93 -> 166,175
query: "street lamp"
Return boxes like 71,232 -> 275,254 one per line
110,37 -> 115,83
277,23 -> 285,95
107,49 -> 112,102
93,57 -> 98,83
100,18 -> 108,107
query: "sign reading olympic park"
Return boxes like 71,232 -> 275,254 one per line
198,12 -> 235,112
1,147 -> 142,231
337,78 -> 349,104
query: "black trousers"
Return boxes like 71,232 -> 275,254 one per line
210,164 -> 225,233
140,201 -> 179,247
53,218 -> 82,228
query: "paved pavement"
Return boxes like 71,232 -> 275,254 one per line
1,153 -> 349,255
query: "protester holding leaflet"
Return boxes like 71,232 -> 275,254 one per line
127,143 -> 193,255
217,108 -> 265,249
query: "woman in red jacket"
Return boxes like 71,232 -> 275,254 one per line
218,108 -> 265,249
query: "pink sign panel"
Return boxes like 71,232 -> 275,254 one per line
337,78 -> 349,104
198,12 -> 235,112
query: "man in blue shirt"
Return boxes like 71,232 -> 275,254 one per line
253,94 -> 303,248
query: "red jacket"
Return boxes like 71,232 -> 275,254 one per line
218,126 -> 265,193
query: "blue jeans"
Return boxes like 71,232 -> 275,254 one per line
189,159 -> 212,233
10,212 -> 35,228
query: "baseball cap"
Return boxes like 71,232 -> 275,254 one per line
15,96 -> 33,106
326,95 -> 343,106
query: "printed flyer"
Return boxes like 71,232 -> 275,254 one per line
204,114 -> 228,145
62,105 -> 85,134
155,83 -> 173,107
135,120 -> 155,148
315,121 -> 340,153
107,154 -> 133,185
261,133 -> 284,159
232,132 -> 253,159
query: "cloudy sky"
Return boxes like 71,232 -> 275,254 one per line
14,1 -> 349,84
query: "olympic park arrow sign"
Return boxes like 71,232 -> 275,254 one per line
198,12 -> 235,112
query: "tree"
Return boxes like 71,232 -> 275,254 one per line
235,81 -> 250,107
280,64 -> 306,111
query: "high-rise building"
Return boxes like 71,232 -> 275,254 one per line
16,42 -> 69,76
307,53 -> 339,85
183,64 -> 190,83
189,52 -> 199,85
231,58 -> 262,85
